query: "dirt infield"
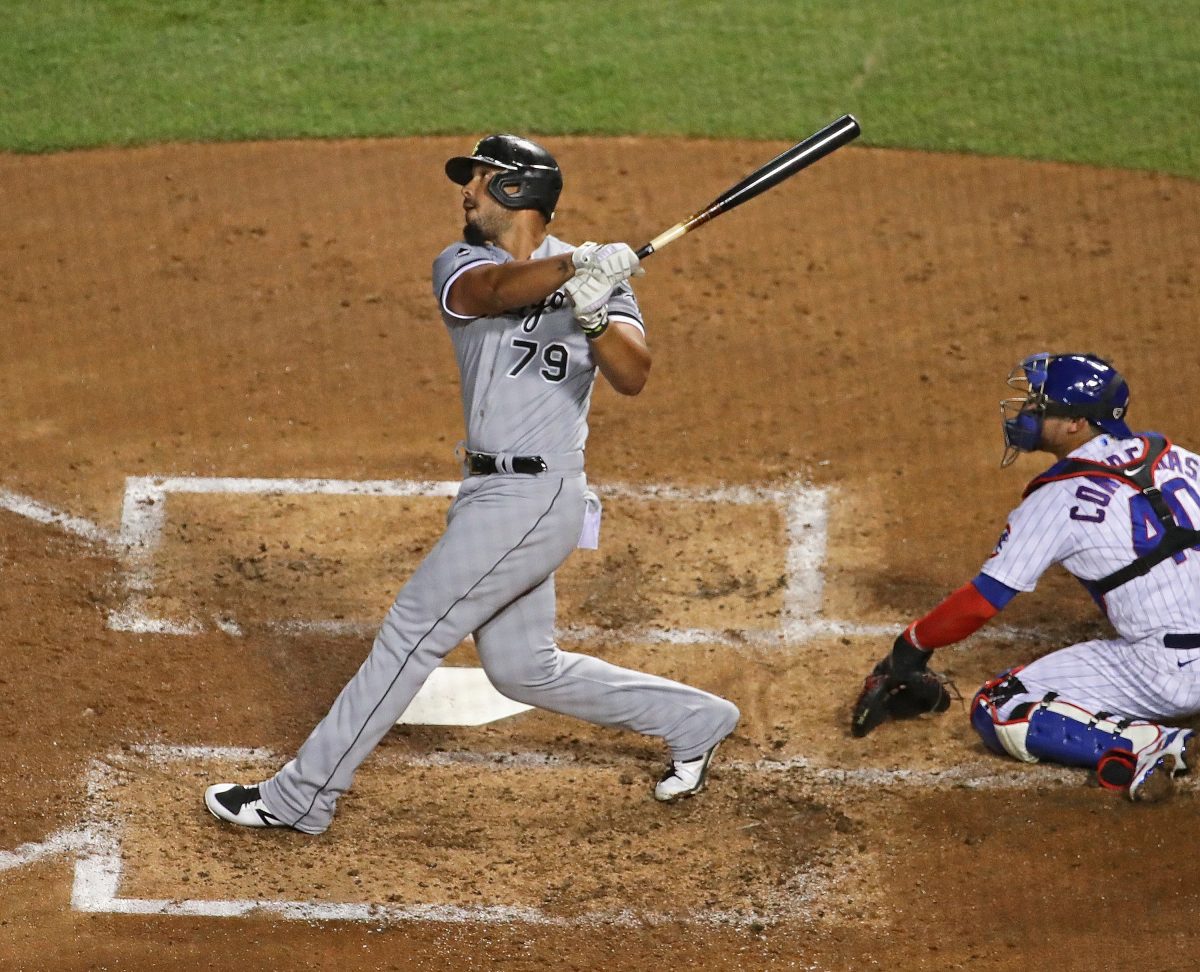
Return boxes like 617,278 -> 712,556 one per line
1,136 -> 1198,971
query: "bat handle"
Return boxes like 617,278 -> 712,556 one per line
635,220 -> 692,261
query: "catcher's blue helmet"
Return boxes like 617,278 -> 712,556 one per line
445,134 -> 563,221
1000,352 -> 1132,466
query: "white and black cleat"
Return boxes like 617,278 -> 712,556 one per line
654,744 -> 720,803
204,783 -> 292,828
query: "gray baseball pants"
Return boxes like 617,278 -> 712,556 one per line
260,469 -> 740,834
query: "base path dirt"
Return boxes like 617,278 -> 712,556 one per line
0,136 -> 1198,971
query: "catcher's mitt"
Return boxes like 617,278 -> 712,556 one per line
851,634 -> 955,738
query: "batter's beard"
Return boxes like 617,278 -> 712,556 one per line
462,220 -> 489,246
463,203 -> 509,246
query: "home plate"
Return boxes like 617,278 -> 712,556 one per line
396,667 -> 531,726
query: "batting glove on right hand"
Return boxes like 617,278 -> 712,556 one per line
564,266 -> 614,338
593,242 -> 643,283
564,263 -> 616,318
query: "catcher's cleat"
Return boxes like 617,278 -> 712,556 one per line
1097,731 -> 1190,803
1128,748 -> 1176,801
1129,751 -> 1177,803
205,783 -> 293,829
1165,728 -> 1199,775
655,744 -> 721,802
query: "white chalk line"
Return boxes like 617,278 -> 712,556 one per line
43,742 -> 1192,930
64,747 -> 808,928
0,488 -> 118,547
96,475 -> 1069,647
264,617 -> 900,645
0,828 -> 96,874
107,476 -> 836,640
0,477 -> 1108,924
0,475 -> 1056,647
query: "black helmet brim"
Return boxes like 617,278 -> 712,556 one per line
445,153 -> 517,186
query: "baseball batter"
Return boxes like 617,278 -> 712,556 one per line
852,353 -> 1200,802
205,134 -> 739,833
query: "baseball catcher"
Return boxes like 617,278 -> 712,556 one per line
852,353 -> 1200,802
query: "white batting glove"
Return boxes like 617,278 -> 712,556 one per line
575,305 -> 610,339
572,242 -> 644,283
563,263 -> 616,318
592,242 -> 644,283
571,242 -> 603,271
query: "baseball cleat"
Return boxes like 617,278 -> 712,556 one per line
1128,750 -> 1177,803
204,783 -> 291,828
654,744 -> 721,803
1165,728 -> 1199,775
1098,743 -> 1177,803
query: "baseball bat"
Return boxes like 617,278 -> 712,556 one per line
634,114 -> 861,259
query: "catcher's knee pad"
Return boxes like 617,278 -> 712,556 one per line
971,668 -> 1038,761
972,672 -> 1167,768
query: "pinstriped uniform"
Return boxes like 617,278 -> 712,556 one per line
258,235 -> 738,834
980,433 -> 1200,721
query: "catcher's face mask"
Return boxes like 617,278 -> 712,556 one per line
999,352 -> 1051,467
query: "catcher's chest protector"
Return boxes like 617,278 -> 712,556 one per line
1023,434 -> 1200,594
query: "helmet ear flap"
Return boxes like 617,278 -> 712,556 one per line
486,169 -> 561,221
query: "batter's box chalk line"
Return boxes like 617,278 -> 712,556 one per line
0,486 -> 119,547
1,475 -> 1050,648
104,476 -> 842,643
0,476 -> 1063,729
45,743 -> 1192,929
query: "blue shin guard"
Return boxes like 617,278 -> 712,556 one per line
971,670 -> 1167,768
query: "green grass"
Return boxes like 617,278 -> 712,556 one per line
1,0 -> 1197,176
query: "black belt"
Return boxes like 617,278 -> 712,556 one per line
466,451 -> 547,476
1164,633 -> 1200,650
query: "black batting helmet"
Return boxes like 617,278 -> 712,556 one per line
445,134 -> 563,221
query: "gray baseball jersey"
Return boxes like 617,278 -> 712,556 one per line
258,235 -> 738,834
434,234 -> 644,456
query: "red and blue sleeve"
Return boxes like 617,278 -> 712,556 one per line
903,573 -> 1018,650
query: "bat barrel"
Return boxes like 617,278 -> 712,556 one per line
711,114 -> 859,212
635,114 -> 860,259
